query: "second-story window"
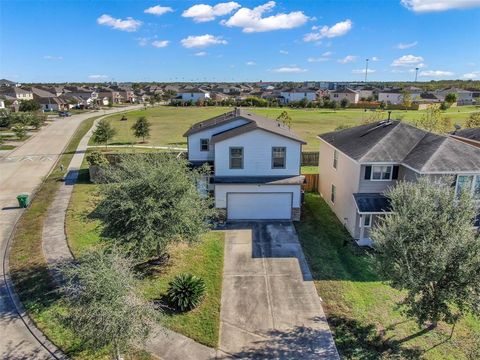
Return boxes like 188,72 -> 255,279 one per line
272,147 -> 286,169
371,165 -> 393,180
229,147 -> 243,169
200,139 -> 209,152
333,150 -> 338,169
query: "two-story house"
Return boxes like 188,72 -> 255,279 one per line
184,108 -> 306,220
177,89 -> 211,103
328,88 -> 360,104
318,119 -> 480,246
279,89 -> 317,104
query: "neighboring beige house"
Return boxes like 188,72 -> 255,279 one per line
318,119 -> 480,246
328,88 -> 359,104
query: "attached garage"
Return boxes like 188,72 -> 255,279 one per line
227,192 -> 292,220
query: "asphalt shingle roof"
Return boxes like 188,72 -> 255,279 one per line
319,120 -> 480,173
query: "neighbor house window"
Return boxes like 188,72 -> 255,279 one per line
200,139 -> 209,152
331,184 -> 336,204
456,175 -> 480,200
371,165 -> 393,180
363,214 -> 372,228
229,147 -> 243,169
333,150 -> 338,170
272,147 -> 286,169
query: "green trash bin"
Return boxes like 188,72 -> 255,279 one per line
17,194 -> 29,208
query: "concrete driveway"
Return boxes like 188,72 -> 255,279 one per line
218,222 -> 339,359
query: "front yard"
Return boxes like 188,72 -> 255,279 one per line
66,180 -> 225,348
296,193 -> 480,359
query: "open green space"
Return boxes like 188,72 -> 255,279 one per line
295,193 -> 480,359
66,179 -> 224,348
0,144 -> 16,150
95,105 -> 478,151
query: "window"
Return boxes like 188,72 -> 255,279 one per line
371,165 -> 393,180
229,147 -> 243,169
272,147 -> 286,169
200,139 -> 209,152
333,150 -> 338,170
363,214 -> 372,228
331,184 -> 336,204
456,175 -> 480,200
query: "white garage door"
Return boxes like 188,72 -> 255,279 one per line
227,192 -> 292,220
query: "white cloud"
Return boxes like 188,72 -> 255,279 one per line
303,19 -> 352,42
144,5 -> 173,16
97,14 -> 142,32
279,50 -> 289,55
307,53 -> 333,62
395,41 -> 418,49
338,55 -> 357,64
151,40 -> 170,48
180,34 -> 228,48
195,51 -> 208,56
182,2 -> 240,22
419,70 -> 454,77
43,55 -> 63,60
246,61 -> 256,66
463,71 -> 480,79
401,0 -> 480,12
270,66 -> 307,73
352,68 -> 376,74
222,1 -> 309,33
138,37 -> 148,46
370,56 -> 380,61
391,54 -> 424,67
88,74 -> 108,80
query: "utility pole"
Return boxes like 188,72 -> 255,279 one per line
415,67 -> 419,82
365,58 -> 369,83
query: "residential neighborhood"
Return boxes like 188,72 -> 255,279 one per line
1,1 -> 480,360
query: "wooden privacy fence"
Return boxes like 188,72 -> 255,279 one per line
302,173 -> 319,192
301,152 -> 319,166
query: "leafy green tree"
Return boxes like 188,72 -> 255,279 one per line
92,119 -> 116,148
464,112 -> 480,128
445,92 -> 457,104
276,110 -> 292,127
340,98 -> 350,109
371,177 -> 480,330
131,116 -> 151,143
59,248 -> 157,360
96,154 -> 215,260
401,90 -> 412,110
12,124 -> 27,140
417,107 -> 448,133
19,99 -> 41,112
330,100 -> 339,111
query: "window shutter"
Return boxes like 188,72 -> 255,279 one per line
364,166 -> 372,180
392,166 -> 399,180
451,174 -> 457,187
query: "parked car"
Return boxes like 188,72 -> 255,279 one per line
58,111 -> 71,117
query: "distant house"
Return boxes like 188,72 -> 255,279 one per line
177,89 -> 210,103
279,88 -> 317,104
450,127 -> 480,148
328,88 -> 359,104
418,92 -> 442,103
318,119 -> 480,246
356,86 -> 378,100
37,97 -> 68,111
0,79 -> 16,87
378,89 -> 403,105
435,88 -> 474,105
1,87 -> 33,101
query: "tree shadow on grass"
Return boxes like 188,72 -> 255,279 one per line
329,315 -> 424,359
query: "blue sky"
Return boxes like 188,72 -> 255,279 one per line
1,0 -> 480,83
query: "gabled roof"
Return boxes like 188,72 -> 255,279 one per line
331,87 -> 358,94
451,127 -> 480,142
184,108 -> 306,144
319,120 -> 480,173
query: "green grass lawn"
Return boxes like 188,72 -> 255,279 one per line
295,193 -> 480,359
0,144 -> 16,150
95,105 -> 478,151
66,179 -> 225,348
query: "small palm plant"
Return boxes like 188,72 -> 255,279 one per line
167,273 -> 206,312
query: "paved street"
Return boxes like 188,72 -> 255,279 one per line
219,222 -> 339,359
0,106 -> 140,359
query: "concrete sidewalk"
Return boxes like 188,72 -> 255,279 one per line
218,222 -> 339,359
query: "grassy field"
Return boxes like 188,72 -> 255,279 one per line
295,193 -> 480,359
94,105 -> 479,151
66,179 -> 225,348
